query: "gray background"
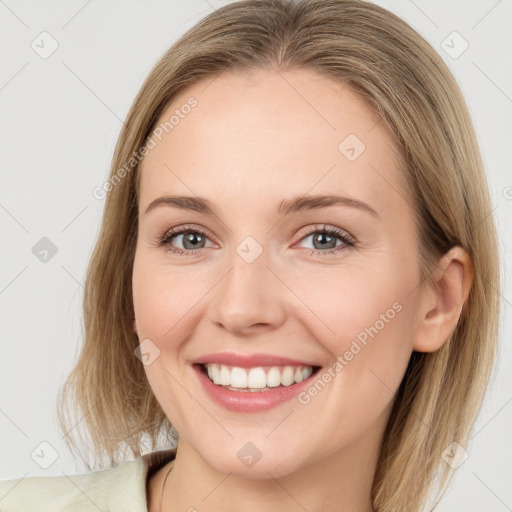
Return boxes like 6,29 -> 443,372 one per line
0,0 -> 511,510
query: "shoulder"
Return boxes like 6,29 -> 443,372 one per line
0,468 -> 112,512
0,449 -> 176,512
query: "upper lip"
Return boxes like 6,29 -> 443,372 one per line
192,352 -> 319,368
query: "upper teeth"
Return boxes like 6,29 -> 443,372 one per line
205,364 -> 313,389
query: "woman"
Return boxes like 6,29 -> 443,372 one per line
0,0 -> 500,511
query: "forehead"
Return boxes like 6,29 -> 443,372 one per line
139,68 -> 409,219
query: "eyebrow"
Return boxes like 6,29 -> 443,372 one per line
144,194 -> 378,217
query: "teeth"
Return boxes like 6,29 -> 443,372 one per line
204,364 -> 314,390
231,367 -> 247,388
247,367 -> 267,388
220,365 -> 230,386
267,367 -> 281,387
281,366 -> 295,386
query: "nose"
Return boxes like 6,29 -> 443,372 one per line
206,245 -> 287,337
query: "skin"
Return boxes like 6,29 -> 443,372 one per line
132,68 -> 473,512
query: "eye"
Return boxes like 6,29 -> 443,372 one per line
157,224 -> 215,255
294,224 -> 355,256
156,224 -> 355,257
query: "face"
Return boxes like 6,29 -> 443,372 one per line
132,68 -> 423,478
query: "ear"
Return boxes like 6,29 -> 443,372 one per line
413,246 -> 473,353
133,320 -> 138,335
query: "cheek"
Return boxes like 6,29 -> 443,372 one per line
287,259 -> 418,443
132,254 -> 207,343
287,258 -> 416,356
133,254 -> 206,429
302,263 -> 417,450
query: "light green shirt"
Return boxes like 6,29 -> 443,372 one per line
0,448 -> 176,511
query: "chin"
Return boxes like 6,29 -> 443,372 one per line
193,438 -> 310,479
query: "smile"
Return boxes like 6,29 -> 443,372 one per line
192,353 -> 321,412
202,363 -> 314,391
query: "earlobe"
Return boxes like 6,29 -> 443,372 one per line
413,247 -> 473,353
133,320 -> 138,335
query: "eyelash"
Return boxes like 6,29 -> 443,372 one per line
156,224 -> 355,257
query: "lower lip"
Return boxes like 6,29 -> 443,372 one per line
194,365 -> 318,412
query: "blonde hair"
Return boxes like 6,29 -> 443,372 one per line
56,1 -> 501,510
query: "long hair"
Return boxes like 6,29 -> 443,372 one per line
56,1 -> 501,510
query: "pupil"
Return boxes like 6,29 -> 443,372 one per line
314,233 -> 335,250
184,232 -> 204,250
